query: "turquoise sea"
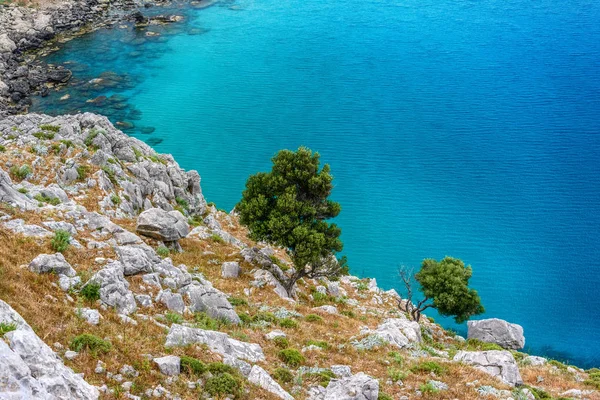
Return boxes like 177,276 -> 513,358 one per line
33,0 -> 600,366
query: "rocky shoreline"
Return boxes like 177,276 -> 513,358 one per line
0,0 -> 194,119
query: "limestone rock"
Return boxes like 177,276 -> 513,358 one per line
248,365 -> 294,400
153,356 -> 180,376
186,283 -> 241,324
221,261 -> 241,278
165,324 -> 265,363
29,253 -> 76,277
85,262 -> 137,315
115,244 -> 160,276
369,318 -> 421,349
467,318 -> 525,350
76,308 -> 101,325
136,208 -> 189,242
453,350 -> 523,386
158,290 -> 185,314
310,372 -> 379,400
523,355 -> 547,366
0,300 -> 99,399
0,169 -> 35,210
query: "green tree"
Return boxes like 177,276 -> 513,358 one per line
398,257 -> 484,323
236,147 -> 344,295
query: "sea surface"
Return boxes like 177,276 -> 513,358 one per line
32,0 -> 600,367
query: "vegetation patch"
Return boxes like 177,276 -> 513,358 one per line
273,367 -> 294,384
34,193 -> 61,206
278,318 -> 299,329
205,372 -> 243,398
9,165 -> 32,181
278,348 -> 305,367
51,230 -> 71,253
0,322 -> 17,336
156,246 -> 170,258
80,283 -> 100,302
410,361 -> 446,375
305,313 -> 323,323
273,336 -> 289,349
70,333 -> 111,356
180,356 -> 207,376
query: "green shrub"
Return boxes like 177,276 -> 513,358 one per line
0,145 -> 6,152
175,196 -> 189,209
305,370 -> 336,387
466,338 -> 504,351
61,139 -> 74,148
0,322 -> 17,336
76,165 -> 90,181
10,165 -> 32,181
273,336 -> 289,349
180,356 -> 207,376
101,166 -> 117,185
165,312 -> 184,324
84,130 -> 99,149
210,234 -> 224,243
156,246 -> 170,258
194,312 -> 228,331
80,283 -> 100,302
548,360 -> 569,371
39,124 -> 60,132
273,367 -> 294,384
305,314 -> 323,323
208,362 -> 236,375
279,318 -> 298,329
306,340 -> 329,349
70,334 -> 111,355
238,313 -> 252,325
278,348 -> 305,367
253,312 -> 278,324
378,393 -> 393,400
388,351 -> 404,366
419,383 -> 439,394
228,297 -> 248,307
33,130 -> 55,140
410,361 -> 446,375
356,281 -> 369,291
340,310 -> 356,318
51,230 -> 71,253
388,367 -> 408,381
110,194 -> 121,205
205,372 -> 242,398
17,187 -> 28,194
34,193 -> 61,206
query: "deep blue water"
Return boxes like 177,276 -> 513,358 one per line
33,0 -> 600,367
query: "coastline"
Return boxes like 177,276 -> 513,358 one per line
0,0 -> 207,119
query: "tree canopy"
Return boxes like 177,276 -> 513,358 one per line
399,257 -> 484,323
236,147 -> 344,294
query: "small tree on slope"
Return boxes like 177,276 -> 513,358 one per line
236,147 -> 344,295
398,256 -> 484,323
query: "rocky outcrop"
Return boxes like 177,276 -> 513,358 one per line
353,317 -> 421,350
84,261 -> 137,315
153,356 -> 180,376
0,114 -> 207,219
308,372 -> 379,400
0,168 -> 35,210
0,300 -> 99,399
28,253 -> 76,277
467,318 -> 525,350
165,324 -> 265,363
248,365 -> 294,400
184,282 -> 241,324
136,208 -> 189,247
453,350 -> 523,387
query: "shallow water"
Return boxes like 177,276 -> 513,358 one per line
33,0 -> 600,366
